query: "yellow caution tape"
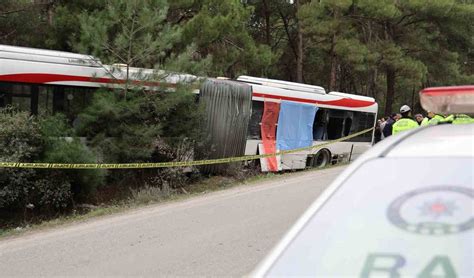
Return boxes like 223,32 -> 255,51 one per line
0,128 -> 374,169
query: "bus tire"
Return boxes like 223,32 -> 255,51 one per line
312,149 -> 331,168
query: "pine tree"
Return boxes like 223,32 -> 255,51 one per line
75,0 -> 183,92
180,0 -> 276,77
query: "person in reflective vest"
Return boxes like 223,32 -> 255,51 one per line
442,114 -> 455,123
393,105 -> 419,135
452,114 -> 474,125
415,114 -> 424,125
421,111 -> 444,126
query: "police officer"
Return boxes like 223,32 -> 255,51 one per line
392,105 -> 419,135
452,114 -> 474,125
421,111 -> 444,126
414,114 -> 424,125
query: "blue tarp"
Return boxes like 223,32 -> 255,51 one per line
276,101 -> 318,151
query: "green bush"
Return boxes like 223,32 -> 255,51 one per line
41,139 -> 105,202
38,113 -> 73,137
39,114 -> 105,202
0,108 -> 105,217
0,108 -> 72,213
76,89 -> 162,163
0,84 -> 204,221
76,87 -> 204,189
0,107 -> 43,162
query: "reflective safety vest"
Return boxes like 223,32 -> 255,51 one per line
392,118 -> 419,135
420,114 -> 444,126
453,114 -> 474,125
420,117 -> 429,126
442,114 -> 455,123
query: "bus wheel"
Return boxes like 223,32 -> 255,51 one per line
313,149 -> 331,168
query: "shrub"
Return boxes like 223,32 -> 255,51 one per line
41,139 -> 105,202
39,114 -> 105,202
76,87 -> 204,189
0,107 -> 43,162
76,89 -> 162,163
0,108 -> 72,213
0,108 -> 105,218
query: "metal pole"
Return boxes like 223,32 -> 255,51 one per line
349,144 -> 354,162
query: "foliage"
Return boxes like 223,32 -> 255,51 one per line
3,0 -> 471,114
0,108 -> 43,162
179,0 -> 277,77
0,108 -> 71,213
45,0 -> 105,51
0,108 -> 105,219
76,87 -> 204,161
39,114 -> 105,202
297,0 -> 473,115
75,87 -> 204,188
0,1 -> 47,47
76,0 -> 177,67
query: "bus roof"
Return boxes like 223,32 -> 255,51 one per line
237,75 -> 326,94
0,44 -> 101,67
237,76 -> 377,112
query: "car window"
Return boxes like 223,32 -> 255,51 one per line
264,158 -> 473,277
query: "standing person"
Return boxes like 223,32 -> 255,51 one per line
415,114 -> 424,125
421,111 -> 444,126
374,120 -> 382,143
452,114 -> 474,125
379,117 -> 387,139
392,105 -> 418,135
382,114 -> 399,138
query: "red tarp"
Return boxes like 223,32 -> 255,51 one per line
261,101 -> 280,172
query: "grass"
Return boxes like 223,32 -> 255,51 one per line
0,163 -> 346,239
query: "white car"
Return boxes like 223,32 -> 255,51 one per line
253,86 -> 474,277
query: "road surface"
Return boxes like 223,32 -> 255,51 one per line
0,166 -> 345,277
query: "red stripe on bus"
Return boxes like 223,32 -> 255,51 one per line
252,92 -> 375,108
420,86 -> 474,96
0,73 -> 177,88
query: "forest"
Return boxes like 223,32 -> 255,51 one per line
1,0 -> 472,115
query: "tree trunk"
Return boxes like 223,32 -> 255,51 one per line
47,2 -> 54,26
385,67 -> 396,116
262,0 -> 271,46
329,41 -> 337,91
295,0 -> 303,83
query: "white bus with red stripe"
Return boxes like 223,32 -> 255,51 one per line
236,76 -> 378,170
0,44 -> 195,88
0,44 -> 196,115
0,44 -> 377,170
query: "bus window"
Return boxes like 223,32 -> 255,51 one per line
313,108 -> 327,140
347,111 -> 376,142
327,109 -> 346,139
0,82 -> 95,119
0,83 -> 12,108
38,86 -> 54,115
0,93 -> 6,108
247,101 -> 264,140
327,118 -> 343,139
53,86 -> 65,114
63,87 -> 94,116
6,84 -> 32,112
343,117 -> 352,137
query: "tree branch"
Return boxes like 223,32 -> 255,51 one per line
0,7 -> 30,17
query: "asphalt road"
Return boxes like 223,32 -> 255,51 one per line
0,166 -> 345,277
